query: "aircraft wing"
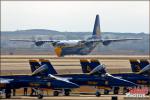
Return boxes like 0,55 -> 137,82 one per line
10,39 -> 35,42
10,39 -> 60,46
0,78 -> 14,84
137,64 -> 150,75
82,38 -> 142,46
10,39 -> 59,42
102,38 -> 142,42
48,74 -> 79,88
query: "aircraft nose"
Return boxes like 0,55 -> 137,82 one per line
54,47 -> 62,57
106,76 -> 137,87
115,78 -> 137,87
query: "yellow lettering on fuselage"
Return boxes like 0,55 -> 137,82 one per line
0,84 -> 6,88
97,86 -> 111,90
87,81 -> 98,85
29,83 -> 40,87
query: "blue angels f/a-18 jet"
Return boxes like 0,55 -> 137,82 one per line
80,59 -> 150,95
0,59 -> 136,99
10,15 -> 141,57
29,59 -> 137,97
0,65 -> 79,99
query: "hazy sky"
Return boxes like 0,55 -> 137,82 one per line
1,1 -> 149,33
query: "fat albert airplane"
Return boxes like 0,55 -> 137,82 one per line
10,15 -> 141,57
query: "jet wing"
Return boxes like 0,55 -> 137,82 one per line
48,74 -> 79,88
137,64 -> 150,75
0,78 -> 14,84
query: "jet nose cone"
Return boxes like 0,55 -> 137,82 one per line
117,78 -> 137,87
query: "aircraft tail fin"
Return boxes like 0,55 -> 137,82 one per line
129,59 -> 141,72
39,59 -> 57,75
93,14 -> 101,38
80,59 -> 100,73
29,60 -> 41,73
139,59 -> 149,69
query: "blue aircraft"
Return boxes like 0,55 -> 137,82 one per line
80,59 -> 150,94
0,65 -> 79,99
10,15 -> 141,57
29,59 -> 137,97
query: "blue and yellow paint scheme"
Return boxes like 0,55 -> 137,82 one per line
28,59 -> 137,90
80,59 -> 150,86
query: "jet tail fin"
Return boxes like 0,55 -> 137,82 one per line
140,59 -> 149,69
129,59 -> 141,72
29,59 -> 57,76
40,59 -> 57,75
29,60 -> 41,73
80,59 -> 100,73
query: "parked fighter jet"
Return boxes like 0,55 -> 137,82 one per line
0,65 -> 79,99
29,59 -> 136,97
10,15 -> 141,57
80,59 -> 150,94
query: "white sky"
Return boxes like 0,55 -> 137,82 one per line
1,1 -> 149,33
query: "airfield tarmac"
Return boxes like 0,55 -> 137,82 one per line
0,95 -> 130,100
0,55 -> 150,99
1,55 -> 149,75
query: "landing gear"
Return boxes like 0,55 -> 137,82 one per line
104,90 -> 109,95
123,87 -> 129,94
53,91 -> 59,96
95,91 -> 101,97
64,89 -> 70,96
5,89 -> 11,98
38,94 -> 43,99
113,87 -> 119,94
35,88 -> 44,99
146,91 -> 150,95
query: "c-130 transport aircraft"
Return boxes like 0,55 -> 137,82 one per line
11,15 -> 141,57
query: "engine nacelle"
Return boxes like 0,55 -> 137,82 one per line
102,41 -> 111,46
35,41 -> 45,46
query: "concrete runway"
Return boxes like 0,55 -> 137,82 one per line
1,55 -> 149,75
